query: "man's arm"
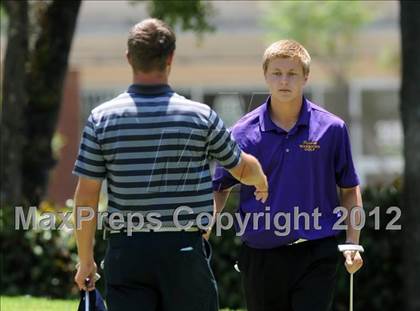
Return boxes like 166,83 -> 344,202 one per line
73,176 -> 102,290
206,108 -> 268,203
206,152 -> 268,239
340,185 -> 364,273
228,152 -> 268,203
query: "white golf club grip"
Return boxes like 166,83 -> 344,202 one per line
337,244 -> 364,253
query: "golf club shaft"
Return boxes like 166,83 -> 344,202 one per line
350,273 -> 353,311
85,290 -> 89,310
85,278 -> 90,310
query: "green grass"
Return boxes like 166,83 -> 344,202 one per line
1,296 -> 79,311
0,296 -> 242,310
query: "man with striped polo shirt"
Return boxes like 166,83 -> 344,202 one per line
72,19 -> 268,311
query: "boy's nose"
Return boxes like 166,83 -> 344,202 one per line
279,76 -> 289,84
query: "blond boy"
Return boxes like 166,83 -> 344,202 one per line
213,40 -> 363,311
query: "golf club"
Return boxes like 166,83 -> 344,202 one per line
85,278 -> 90,311
337,244 -> 365,311
76,263 -> 106,311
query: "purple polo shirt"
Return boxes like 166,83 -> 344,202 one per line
213,97 -> 360,249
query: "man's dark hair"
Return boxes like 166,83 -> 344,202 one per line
127,18 -> 176,72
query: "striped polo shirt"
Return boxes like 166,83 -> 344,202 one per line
73,84 -> 241,228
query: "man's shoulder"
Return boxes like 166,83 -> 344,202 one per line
90,92 -> 132,116
174,95 -> 212,116
308,99 -> 346,129
90,92 -> 211,121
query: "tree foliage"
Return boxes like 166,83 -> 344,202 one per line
147,0 -> 214,34
263,1 -> 370,81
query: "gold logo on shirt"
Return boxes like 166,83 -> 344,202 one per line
299,140 -> 320,152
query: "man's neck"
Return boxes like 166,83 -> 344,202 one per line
132,69 -> 169,85
269,96 -> 303,131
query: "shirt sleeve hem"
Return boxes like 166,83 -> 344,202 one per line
337,178 -> 360,189
222,150 -> 242,170
72,169 -> 106,181
212,179 -> 239,191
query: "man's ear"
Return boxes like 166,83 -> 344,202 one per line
126,50 -> 132,66
167,52 -> 174,66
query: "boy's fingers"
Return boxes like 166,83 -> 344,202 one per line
343,251 -> 354,266
353,253 -> 363,267
343,251 -> 364,273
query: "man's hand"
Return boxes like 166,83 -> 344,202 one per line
75,261 -> 97,291
229,152 -> 269,203
254,177 -> 268,204
343,250 -> 363,274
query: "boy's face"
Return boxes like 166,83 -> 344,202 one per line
264,56 -> 308,105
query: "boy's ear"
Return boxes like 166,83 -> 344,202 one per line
263,69 -> 268,80
304,73 -> 309,83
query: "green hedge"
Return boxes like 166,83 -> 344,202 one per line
1,181 -> 403,310
1,205 -> 78,297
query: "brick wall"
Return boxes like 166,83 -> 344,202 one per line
46,70 -> 80,207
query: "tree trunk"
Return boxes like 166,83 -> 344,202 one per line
400,1 -> 420,310
1,0 -> 28,207
22,0 -> 81,206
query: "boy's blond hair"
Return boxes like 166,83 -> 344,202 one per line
263,40 -> 311,76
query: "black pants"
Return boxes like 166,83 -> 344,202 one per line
104,231 -> 218,311
238,236 -> 339,311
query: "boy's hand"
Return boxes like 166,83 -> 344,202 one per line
343,251 -> 363,274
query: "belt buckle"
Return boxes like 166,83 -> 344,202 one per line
288,238 -> 308,246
